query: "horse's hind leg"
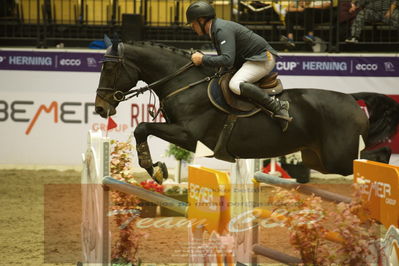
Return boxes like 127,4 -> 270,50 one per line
319,137 -> 359,176
301,149 -> 327,173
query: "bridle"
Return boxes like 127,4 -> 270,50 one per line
96,54 -> 143,105
96,53 -> 196,104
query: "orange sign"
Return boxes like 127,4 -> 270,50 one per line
353,159 -> 399,229
188,166 -> 231,235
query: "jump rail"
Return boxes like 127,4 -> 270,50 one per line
254,172 -> 351,203
252,244 -> 302,265
102,176 -> 188,216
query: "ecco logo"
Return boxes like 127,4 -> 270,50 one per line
60,59 -> 81,66
355,63 -> 378,71
276,61 -> 299,71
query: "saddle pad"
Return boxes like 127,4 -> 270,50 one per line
207,77 -> 260,118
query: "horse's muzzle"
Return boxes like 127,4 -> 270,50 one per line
94,95 -> 117,118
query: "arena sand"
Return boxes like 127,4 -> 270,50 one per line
0,169 -> 352,265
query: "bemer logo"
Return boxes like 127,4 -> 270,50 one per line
60,59 -> 81,66
0,100 -> 165,134
0,100 -> 95,135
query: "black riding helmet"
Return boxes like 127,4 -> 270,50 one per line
186,1 -> 215,34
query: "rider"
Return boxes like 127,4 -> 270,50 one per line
186,1 -> 291,131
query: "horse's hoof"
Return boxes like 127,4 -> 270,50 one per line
152,161 -> 168,185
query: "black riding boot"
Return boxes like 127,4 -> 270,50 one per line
240,82 -> 292,132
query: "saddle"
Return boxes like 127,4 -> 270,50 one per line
219,71 -> 284,112
207,71 -> 285,162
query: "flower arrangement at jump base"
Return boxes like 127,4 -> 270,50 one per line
138,180 -> 164,218
267,185 -> 381,265
139,180 -> 164,193
109,137 -> 143,265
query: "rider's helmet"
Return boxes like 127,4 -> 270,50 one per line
186,1 -> 216,23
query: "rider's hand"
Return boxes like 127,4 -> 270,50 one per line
191,52 -> 204,66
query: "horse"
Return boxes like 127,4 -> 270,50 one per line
95,40 -> 398,184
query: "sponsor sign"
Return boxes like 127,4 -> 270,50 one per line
0,50 -> 103,72
1,50 -> 399,76
276,55 -> 399,77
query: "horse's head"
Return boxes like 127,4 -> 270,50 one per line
95,36 -> 140,118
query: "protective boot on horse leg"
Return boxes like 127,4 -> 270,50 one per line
239,82 -> 292,131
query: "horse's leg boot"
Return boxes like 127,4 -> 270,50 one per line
239,82 -> 292,132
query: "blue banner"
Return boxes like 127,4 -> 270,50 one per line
1,50 -> 398,77
0,50 -> 103,72
276,55 -> 399,77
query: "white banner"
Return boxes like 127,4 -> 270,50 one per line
1,50 -> 398,169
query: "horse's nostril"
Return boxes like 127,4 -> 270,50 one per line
95,106 -> 104,114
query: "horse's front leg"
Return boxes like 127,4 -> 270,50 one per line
134,122 -> 196,184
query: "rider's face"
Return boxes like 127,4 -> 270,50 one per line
191,21 -> 204,36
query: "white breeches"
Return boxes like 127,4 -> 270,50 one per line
229,53 -> 276,95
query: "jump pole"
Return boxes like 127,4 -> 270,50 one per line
253,172 -> 352,203
102,176 -> 187,215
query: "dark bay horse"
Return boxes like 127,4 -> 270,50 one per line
95,41 -> 397,183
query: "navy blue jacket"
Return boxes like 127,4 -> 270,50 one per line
202,18 -> 279,69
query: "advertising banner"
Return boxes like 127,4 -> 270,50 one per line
276,55 -> 399,77
0,49 -> 398,168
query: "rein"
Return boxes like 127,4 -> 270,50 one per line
113,61 -> 196,102
97,52 -> 222,121
164,73 -> 218,99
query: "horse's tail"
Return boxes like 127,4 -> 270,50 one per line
351,92 -> 399,148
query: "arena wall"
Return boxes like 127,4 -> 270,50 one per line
0,48 -> 398,169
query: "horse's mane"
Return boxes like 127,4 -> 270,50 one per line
125,41 -> 192,59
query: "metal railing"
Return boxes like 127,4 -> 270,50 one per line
0,0 -> 398,52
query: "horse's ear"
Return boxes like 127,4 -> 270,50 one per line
104,34 -> 112,48
113,32 -> 120,43
111,32 -> 121,55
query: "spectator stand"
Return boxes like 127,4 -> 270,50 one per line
0,0 -> 399,52
336,0 -> 399,52
236,0 -> 337,52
